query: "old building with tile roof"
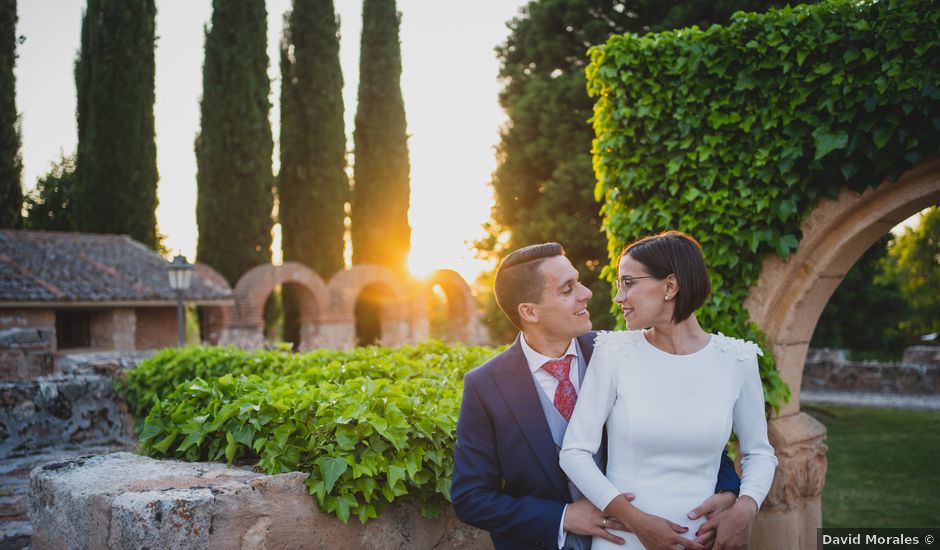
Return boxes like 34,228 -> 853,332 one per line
0,230 -> 233,372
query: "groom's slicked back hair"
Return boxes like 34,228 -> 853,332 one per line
494,242 -> 565,330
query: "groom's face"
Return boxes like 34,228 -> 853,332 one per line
523,255 -> 593,339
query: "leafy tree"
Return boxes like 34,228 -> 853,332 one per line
478,0 -> 794,340
279,0 -> 349,344
811,235 -> 908,359
0,0 -> 23,228
196,0 -> 274,285
24,153 -> 77,231
74,0 -> 158,247
883,207 -> 940,340
350,0 -> 410,273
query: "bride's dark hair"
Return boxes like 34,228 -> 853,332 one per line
620,231 -> 710,323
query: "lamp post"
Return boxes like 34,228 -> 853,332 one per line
167,255 -> 194,347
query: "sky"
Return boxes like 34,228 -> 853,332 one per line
16,0 -> 531,282
14,1 -> 928,286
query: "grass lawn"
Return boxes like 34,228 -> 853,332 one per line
803,404 -> 940,527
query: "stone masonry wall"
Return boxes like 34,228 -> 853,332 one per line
0,375 -> 133,459
801,347 -> 940,394
30,453 -> 492,550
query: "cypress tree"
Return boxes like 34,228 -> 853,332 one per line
350,0 -> 410,273
196,0 -> 274,285
279,0 -> 349,344
0,0 -> 23,228
74,0 -> 158,247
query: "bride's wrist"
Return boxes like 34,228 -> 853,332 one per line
733,495 -> 759,517
619,502 -> 645,530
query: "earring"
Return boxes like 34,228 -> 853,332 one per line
665,294 -> 671,301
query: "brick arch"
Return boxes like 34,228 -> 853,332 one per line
746,157 -> 940,416
417,269 -> 483,344
224,262 -> 330,350
321,265 -> 414,348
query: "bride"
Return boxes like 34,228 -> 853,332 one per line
559,231 -> 777,550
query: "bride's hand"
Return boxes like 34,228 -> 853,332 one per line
624,509 -> 706,550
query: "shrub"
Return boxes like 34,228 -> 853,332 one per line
124,342 -> 499,523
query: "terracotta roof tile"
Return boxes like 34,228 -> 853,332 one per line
0,230 -> 232,303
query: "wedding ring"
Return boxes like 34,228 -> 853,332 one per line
602,518 -> 607,527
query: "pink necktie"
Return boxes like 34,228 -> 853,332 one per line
542,355 -> 577,421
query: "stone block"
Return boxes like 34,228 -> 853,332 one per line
0,328 -> 54,348
904,346 -> 940,367
0,328 -> 56,381
30,452 -> 492,550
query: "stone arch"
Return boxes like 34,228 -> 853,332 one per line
322,265 -> 413,349
416,269 -> 484,344
743,158 -> 939,547
746,158 -> 940,416
223,262 -> 330,350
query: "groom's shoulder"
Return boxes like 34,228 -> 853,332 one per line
464,342 -> 519,383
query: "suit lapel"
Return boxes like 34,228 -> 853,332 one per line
577,331 -> 596,366
491,336 -> 570,498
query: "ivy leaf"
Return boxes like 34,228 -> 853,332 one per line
387,465 -> 406,490
316,456 -> 348,494
812,128 -> 848,160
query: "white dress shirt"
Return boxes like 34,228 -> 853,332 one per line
519,333 -> 582,549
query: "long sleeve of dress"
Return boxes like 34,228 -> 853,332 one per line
733,355 -> 778,508
559,342 -> 623,512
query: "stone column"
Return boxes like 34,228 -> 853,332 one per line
90,309 -> 136,351
751,412 -> 828,550
218,324 -> 264,350
313,319 -> 356,350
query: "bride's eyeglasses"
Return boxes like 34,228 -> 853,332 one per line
615,275 -> 655,290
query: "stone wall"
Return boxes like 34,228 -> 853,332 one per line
801,347 -> 940,394
0,374 -> 134,459
30,452 -> 492,550
0,328 -> 55,381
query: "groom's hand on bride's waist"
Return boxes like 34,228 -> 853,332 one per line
562,494 -> 634,545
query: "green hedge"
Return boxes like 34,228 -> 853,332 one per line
588,0 -> 940,412
123,342 -> 499,523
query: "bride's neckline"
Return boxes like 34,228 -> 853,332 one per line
640,329 -> 713,357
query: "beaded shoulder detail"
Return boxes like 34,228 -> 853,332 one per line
712,332 -> 764,362
593,330 -> 644,353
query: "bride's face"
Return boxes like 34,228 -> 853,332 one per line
614,254 -> 674,330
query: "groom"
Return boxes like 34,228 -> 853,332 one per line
451,243 -> 741,550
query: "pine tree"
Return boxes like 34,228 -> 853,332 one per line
479,0 -> 796,338
196,0 -> 274,285
350,0 -> 410,273
74,0 -> 158,247
0,0 -> 23,228
279,0 -> 349,344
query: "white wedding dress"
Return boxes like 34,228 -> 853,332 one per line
559,330 -> 777,549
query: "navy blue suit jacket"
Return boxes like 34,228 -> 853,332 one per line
451,331 -> 741,550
